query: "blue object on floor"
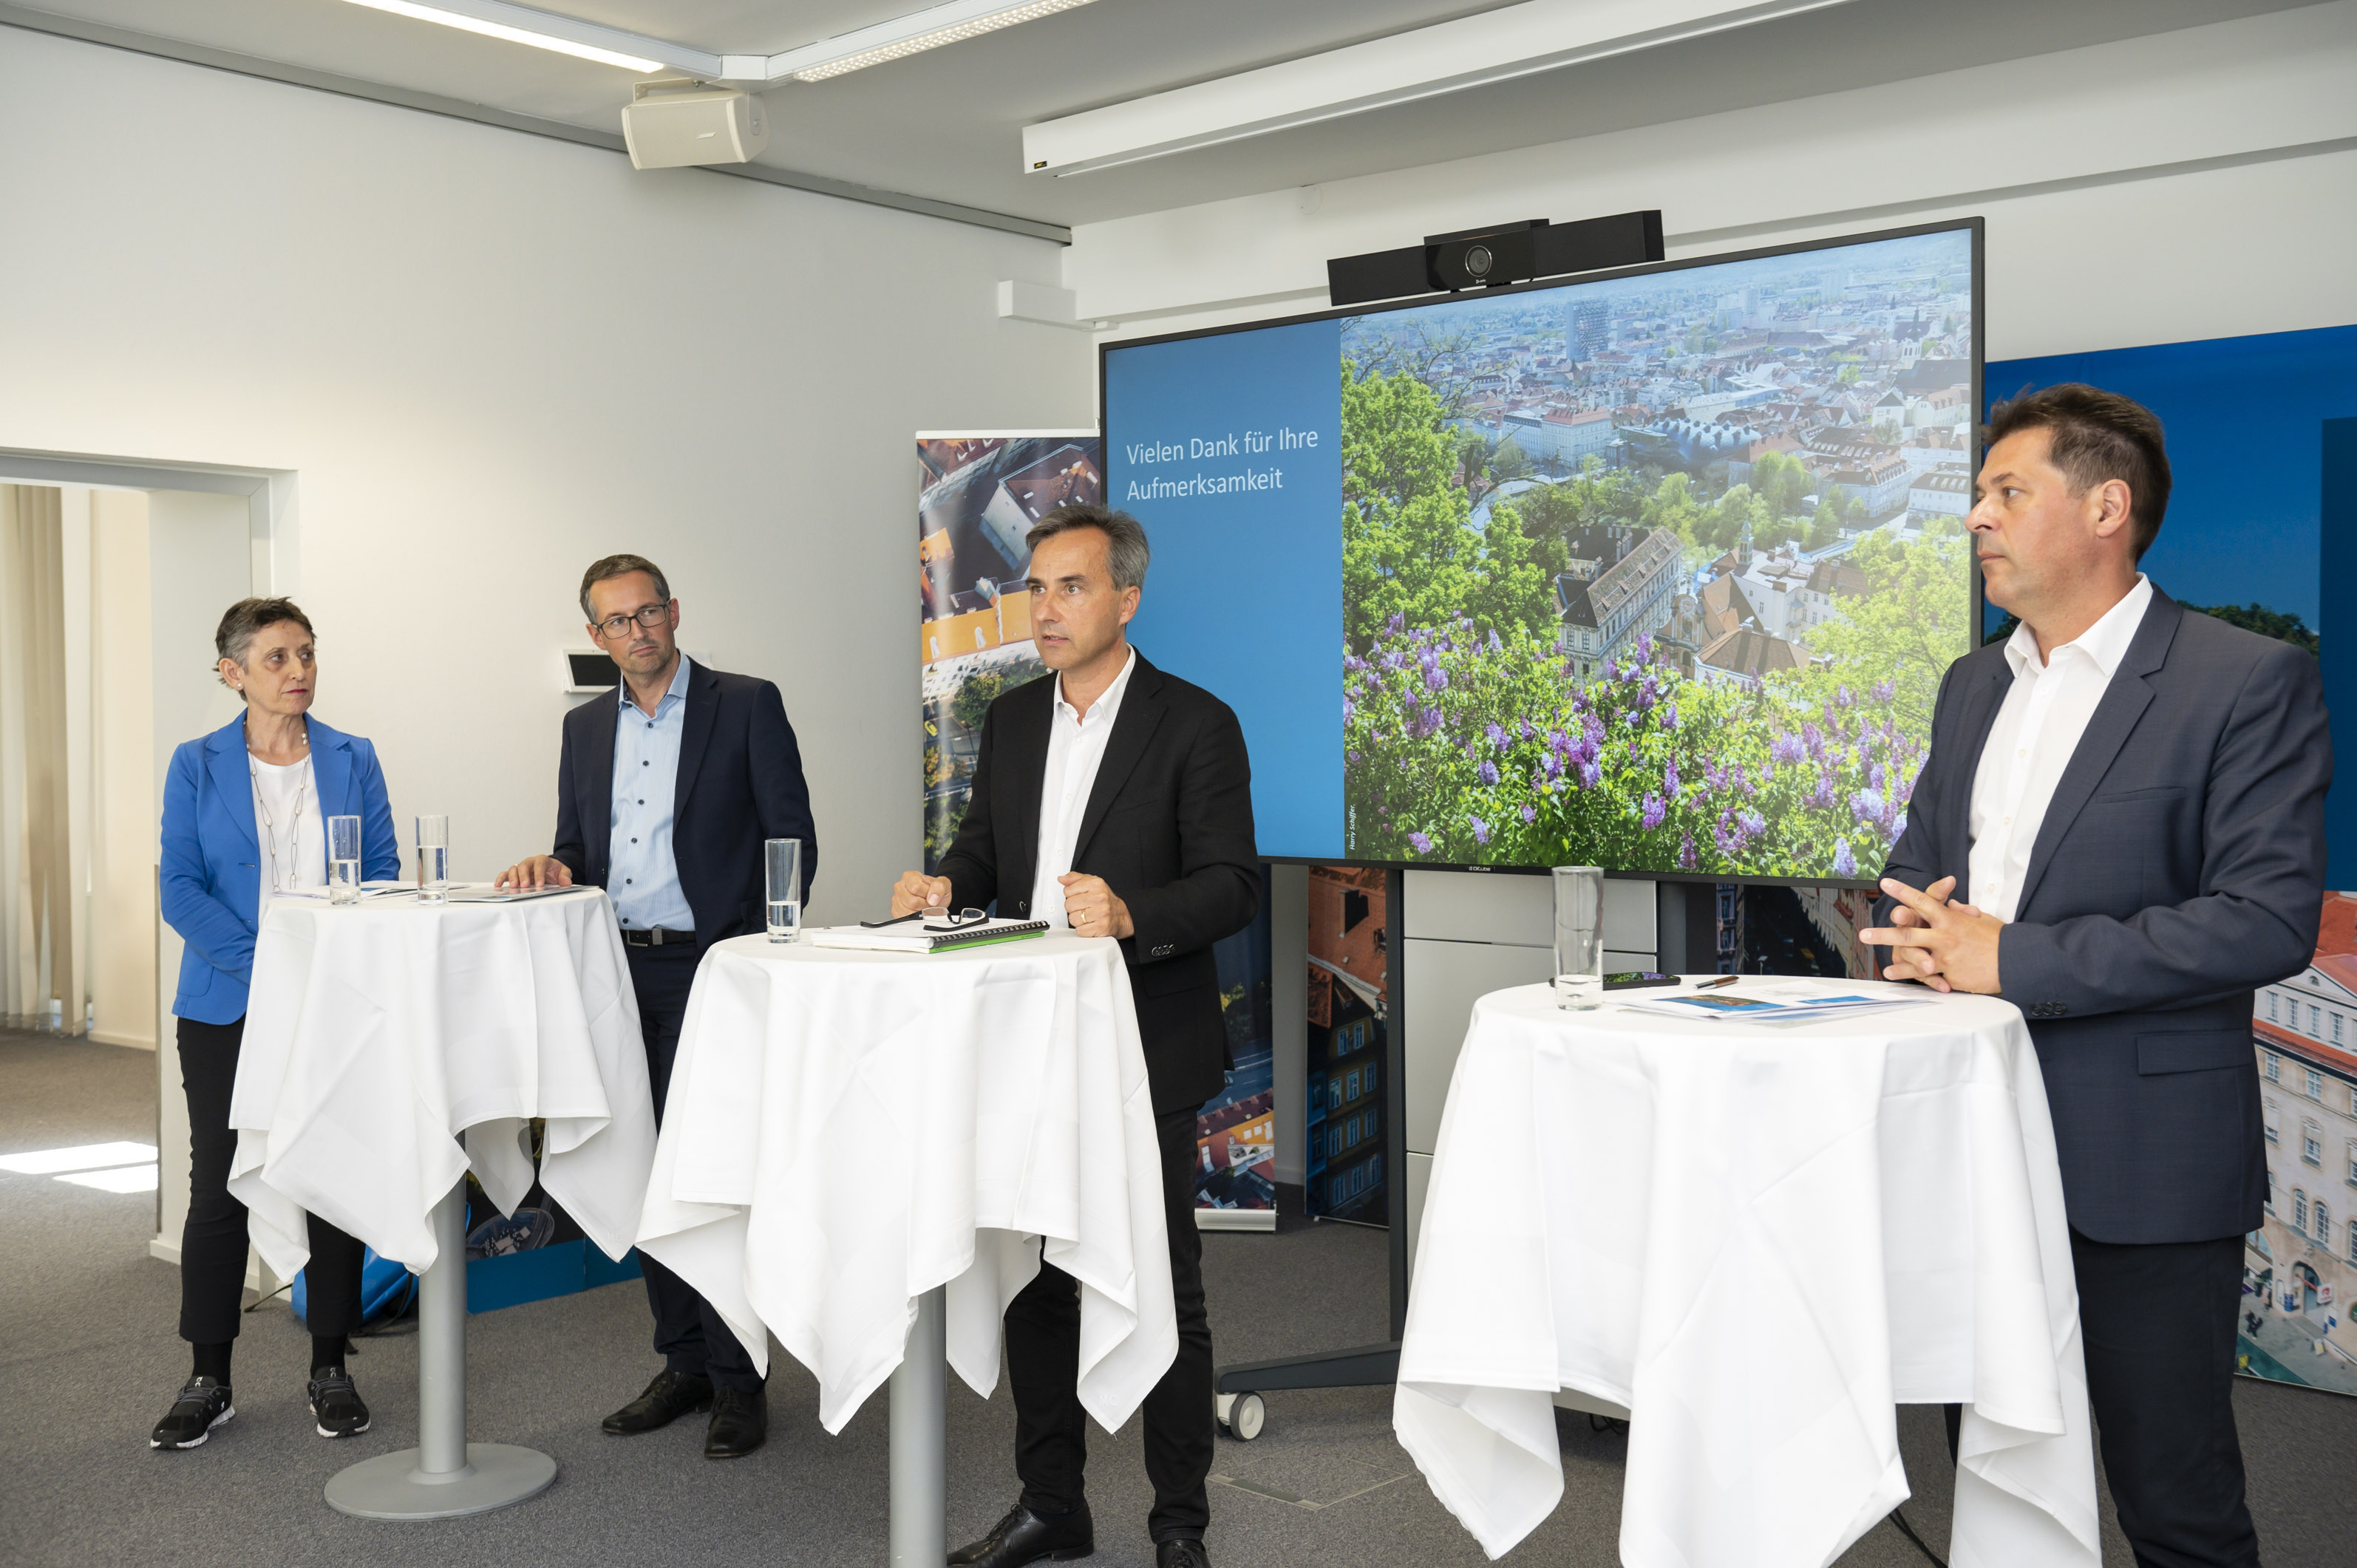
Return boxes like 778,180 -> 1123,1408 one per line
293,1246 -> 418,1329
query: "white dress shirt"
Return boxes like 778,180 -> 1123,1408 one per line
1030,647 -> 1137,930
610,654 -> 696,933
1967,576 -> 2154,923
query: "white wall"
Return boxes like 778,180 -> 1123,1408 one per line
0,26 -> 1092,931
87,488 -> 156,1048
1067,4 -> 2357,358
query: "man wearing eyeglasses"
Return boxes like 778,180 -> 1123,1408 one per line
496,552 -> 817,1459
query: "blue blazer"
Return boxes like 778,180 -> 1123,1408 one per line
161,714 -> 401,1026
1876,588 -> 2331,1244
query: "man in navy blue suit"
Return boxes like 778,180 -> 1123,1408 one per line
1863,386 -> 2330,1567
499,553 -> 817,1459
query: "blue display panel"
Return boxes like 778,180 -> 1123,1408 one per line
1110,319 -> 1345,861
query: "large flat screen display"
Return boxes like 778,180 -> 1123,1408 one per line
1104,221 -> 1980,881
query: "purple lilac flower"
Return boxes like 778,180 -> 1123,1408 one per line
1803,720 -> 1824,760
1640,793 -> 1667,830
1739,810 -> 1765,838
1809,771 -> 1838,811
1831,839 -> 1857,878
1520,804 -> 1537,825
1408,831 -> 1433,854
1479,760 -> 1500,786
1342,697 -> 1356,722
1488,629 -> 1503,653
1485,722 -> 1506,747
1852,788 -> 1885,824
1636,675 -> 1658,712
1871,679 -> 1895,703
1665,755 -> 1680,795
1603,658 -> 1619,683
1543,752 -> 1562,780
1868,759 -> 1885,791
1387,611 -> 1406,634
1706,761 -> 1728,792
1679,833 -> 1696,869
1837,685 -> 1854,707
1891,811 -> 1908,842
1579,759 -> 1602,790
1469,815 -> 1491,846
1635,633 -> 1655,664
1520,718 -> 1535,742
1424,667 -> 1447,693
1731,764 -> 1754,797
1662,702 -> 1679,731
1770,734 -> 1805,766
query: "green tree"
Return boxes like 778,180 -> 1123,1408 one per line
1799,522 -> 1971,731
1342,361 -> 1482,647
1642,471 -> 1704,549
1806,497 -> 1843,550
1492,435 -> 1534,481
1749,449 -> 1809,522
1474,499 -> 1565,643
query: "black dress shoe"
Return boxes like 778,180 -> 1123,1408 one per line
704,1383 -> 766,1459
602,1368 -> 713,1435
1154,1541 -> 1209,1568
948,1501 -> 1095,1567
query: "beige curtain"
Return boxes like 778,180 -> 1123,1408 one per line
1,484 -> 75,1030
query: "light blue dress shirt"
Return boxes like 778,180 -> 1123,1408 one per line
610,654 -> 697,932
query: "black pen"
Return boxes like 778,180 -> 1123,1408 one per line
1696,975 -> 1739,989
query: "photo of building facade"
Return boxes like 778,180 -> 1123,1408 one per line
1306,866 -> 1388,1224
2247,892 -> 2357,1396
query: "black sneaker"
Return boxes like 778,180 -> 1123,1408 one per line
307,1366 -> 373,1439
151,1375 -> 235,1449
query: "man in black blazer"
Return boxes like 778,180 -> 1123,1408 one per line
498,552 -> 817,1459
1863,386 -> 2329,1567
892,505 -> 1257,1568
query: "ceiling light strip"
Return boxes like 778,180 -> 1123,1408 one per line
769,0 -> 1097,83
334,0 -> 715,77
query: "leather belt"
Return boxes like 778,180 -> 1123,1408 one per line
620,927 -> 696,948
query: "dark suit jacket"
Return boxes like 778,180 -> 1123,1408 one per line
936,650 -> 1260,1114
552,660 -> 817,943
1877,587 -> 2330,1244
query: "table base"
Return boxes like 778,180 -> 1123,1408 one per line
889,1286 -> 947,1567
324,1177 -> 556,1521
324,1443 -> 558,1519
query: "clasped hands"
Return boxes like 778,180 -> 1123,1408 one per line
888,869 -> 1132,940
1858,875 -> 2004,995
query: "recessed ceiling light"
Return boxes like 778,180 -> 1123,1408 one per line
779,0 -> 1099,83
336,0 -> 667,74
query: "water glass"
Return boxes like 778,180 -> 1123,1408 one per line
765,838 -> 802,943
1552,865 -> 1605,1010
327,816 -> 362,906
416,814 -> 451,904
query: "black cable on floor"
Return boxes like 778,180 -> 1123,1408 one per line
1890,1508 -> 1948,1568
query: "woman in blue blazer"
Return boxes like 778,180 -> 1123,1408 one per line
151,598 -> 399,1451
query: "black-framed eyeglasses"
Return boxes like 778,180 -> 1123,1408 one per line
594,603 -> 670,639
928,907 -> 989,927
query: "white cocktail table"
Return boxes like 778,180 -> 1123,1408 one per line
229,887 -> 656,1518
636,932 -> 1177,1566
1395,979 -> 2101,1568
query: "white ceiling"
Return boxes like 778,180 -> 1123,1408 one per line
5,0 -> 2322,232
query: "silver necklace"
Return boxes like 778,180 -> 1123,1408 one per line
248,722 -> 310,893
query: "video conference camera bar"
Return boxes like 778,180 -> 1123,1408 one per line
1326,209 -> 1665,309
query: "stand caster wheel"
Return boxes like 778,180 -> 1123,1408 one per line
1215,1391 -> 1265,1441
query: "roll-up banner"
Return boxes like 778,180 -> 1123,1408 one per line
915,432 -> 1275,1228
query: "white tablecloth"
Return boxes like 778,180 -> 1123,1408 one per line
634,933 -> 1177,1436
227,889 -> 657,1278
1395,981 -> 2099,1568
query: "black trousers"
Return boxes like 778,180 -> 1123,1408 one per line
627,942 -> 761,1393
1007,1106 -> 1213,1544
177,1016 -> 364,1345
1949,1228 -> 2256,1568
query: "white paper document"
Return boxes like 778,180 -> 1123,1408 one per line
807,916 -> 1050,954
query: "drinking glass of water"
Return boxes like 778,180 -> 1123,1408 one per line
416,815 -> 451,904
1552,865 -> 1605,1009
327,816 -> 362,906
765,838 -> 802,943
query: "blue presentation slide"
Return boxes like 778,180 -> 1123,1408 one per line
1107,320 -> 1344,860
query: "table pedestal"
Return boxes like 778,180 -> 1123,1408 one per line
324,1179 -> 558,1519
889,1286 -> 947,1567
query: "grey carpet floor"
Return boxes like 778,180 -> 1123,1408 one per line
4,1028 -> 2355,1567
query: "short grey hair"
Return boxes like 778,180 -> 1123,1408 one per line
579,553 -> 672,621
1026,504 -> 1149,591
214,598 -> 314,693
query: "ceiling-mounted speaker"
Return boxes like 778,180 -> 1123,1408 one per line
622,80 -> 769,170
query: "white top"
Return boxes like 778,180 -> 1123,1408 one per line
1028,646 -> 1137,930
1393,981 -> 2097,1568
1967,576 -> 2153,922
228,887 -> 654,1278
248,752 -> 325,915
635,933 -> 1177,1436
